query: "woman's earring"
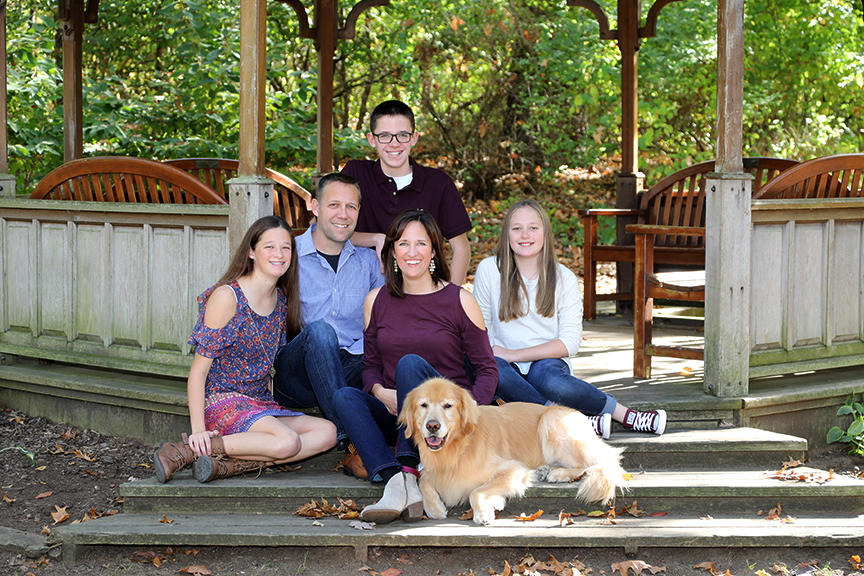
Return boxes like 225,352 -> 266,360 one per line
394,259 -> 399,273
429,258 -> 436,274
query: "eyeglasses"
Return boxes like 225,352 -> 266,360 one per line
371,132 -> 413,144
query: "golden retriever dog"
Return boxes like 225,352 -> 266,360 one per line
398,377 -> 627,525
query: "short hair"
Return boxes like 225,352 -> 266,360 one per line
382,209 -> 450,298
369,100 -> 415,133
316,172 -> 361,202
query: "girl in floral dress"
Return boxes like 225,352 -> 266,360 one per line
154,216 -> 336,483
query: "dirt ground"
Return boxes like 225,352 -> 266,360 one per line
3,402 -> 864,576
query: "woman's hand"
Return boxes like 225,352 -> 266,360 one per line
492,345 -> 516,363
372,384 -> 399,416
187,430 -> 218,457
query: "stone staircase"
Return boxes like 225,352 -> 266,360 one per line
49,427 -> 864,562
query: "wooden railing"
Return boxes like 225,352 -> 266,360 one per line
750,198 -> 864,376
0,199 -> 229,377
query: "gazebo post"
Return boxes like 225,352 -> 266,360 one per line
316,0 -> 337,175
59,0 -> 84,162
614,0 -> 644,313
229,0 -> 275,252
704,0 -> 750,397
0,2 -> 15,198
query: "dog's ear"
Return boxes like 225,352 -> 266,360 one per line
398,387 -> 417,440
457,384 -> 480,437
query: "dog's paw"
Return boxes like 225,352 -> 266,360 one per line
424,501 -> 448,520
473,505 -> 496,525
534,465 -> 552,483
546,467 -> 585,483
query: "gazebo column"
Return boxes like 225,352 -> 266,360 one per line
60,0 -> 84,162
230,0 -> 274,251
704,0 -> 750,397
315,0 -> 337,175
615,0 -> 644,313
0,3 -> 15,198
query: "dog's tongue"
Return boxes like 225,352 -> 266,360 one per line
426,437 -> 444,448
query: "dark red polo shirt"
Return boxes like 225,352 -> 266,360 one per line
341,157 -> 473,240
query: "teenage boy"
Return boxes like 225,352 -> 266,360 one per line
272,173 -> 383,478
342,100 -> 473,285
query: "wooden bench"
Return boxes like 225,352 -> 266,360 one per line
579,157 -> 799,320
753,153 -> 864,200
30,157 -> 227,205
628,153 -> 864,378
164,158 -> 313,229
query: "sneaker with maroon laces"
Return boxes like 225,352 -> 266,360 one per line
623,408 -> 666,435
586,413 -> 612,439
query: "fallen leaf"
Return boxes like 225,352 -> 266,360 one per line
395,554 -> 413,565
680,366 -> 693,375
622,473 -> 633,481
160,515 -> 175,524
2,492 -> 15,503
587,510 -> 606,517
35,491 -> 53,499
850,555 -> 863,570
558,510 -> 574,526
178,566 -> 212,576
692,561 -> 720,575
349,520 -> 376,530
492,560 -> 512,576
41,525 -> 51,536
514,509 -> 543,522
49,444 -> 67,455
60,428 -> 78,440
35,466 -> 46,471
51,505 -> 69,524
8,415 -> 24,424
612,560 -> 653,575
460,509 -> 474,521
311,520 -> 324,527
650,511 -> 668,517
380,569 -> 402,576
699,514 -> 713,520
618,500 -> 645,517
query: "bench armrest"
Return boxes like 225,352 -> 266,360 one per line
577,208 -> 646,218
626,224 -> 705,237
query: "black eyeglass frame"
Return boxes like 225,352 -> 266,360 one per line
371,132 -> 414,144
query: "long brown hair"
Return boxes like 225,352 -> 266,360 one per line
496,199 -> 558,321
217,216 -> 302,339
383,209 -> 450,298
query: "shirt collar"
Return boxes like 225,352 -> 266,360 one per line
373,157 -> 424,191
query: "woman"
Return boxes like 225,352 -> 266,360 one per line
153,216 -> 337,483
473,199 -> 666,438
332,209 -> 497,523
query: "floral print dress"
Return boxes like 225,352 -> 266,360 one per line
189,281 -> 302,435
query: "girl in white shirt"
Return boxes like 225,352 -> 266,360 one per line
473,199 -> 666,438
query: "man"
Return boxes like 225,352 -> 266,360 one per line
342,100 -> 473,285
272,173 -> 383,478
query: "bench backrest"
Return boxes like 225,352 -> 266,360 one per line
163,158 -> 313,229
752,153 -> 864,200
30,157 -> 227,205
640,157 -> 800,247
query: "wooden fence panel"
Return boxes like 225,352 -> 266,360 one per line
0,200 -> 228,377
750,199 -> 864,376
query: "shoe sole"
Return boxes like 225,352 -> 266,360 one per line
153,443 -> 170,484
194,455 -> 216,483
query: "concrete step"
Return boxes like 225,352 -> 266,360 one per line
121,464 -> 862,517
50,510 -> 864,563
613,427 -> 807,470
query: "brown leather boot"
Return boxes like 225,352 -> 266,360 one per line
340,443 -> 368,480
194,454 -> 272,483
153,442 -> 196,483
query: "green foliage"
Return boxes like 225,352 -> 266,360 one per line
7,0 -> 864,199
827,394 -> 864,456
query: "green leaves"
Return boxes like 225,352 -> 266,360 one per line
827,394 -> 864,456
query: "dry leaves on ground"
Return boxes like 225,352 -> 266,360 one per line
294,497 -> 362,519
611,559 -> 667,575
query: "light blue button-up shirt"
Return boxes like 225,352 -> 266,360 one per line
296,225 -> 384,355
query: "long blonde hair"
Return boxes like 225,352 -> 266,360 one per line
495,199 -> 558,321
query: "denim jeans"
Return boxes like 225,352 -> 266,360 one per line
494,357 -> 616,416
332,354 -> 445,482
272,320 -> 363,445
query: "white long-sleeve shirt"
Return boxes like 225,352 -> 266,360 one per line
473,256 -> 583,373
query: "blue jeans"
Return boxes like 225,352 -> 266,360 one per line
272,320 -> 363,445
494,357 -> 616,416
332,354 -> 444,482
